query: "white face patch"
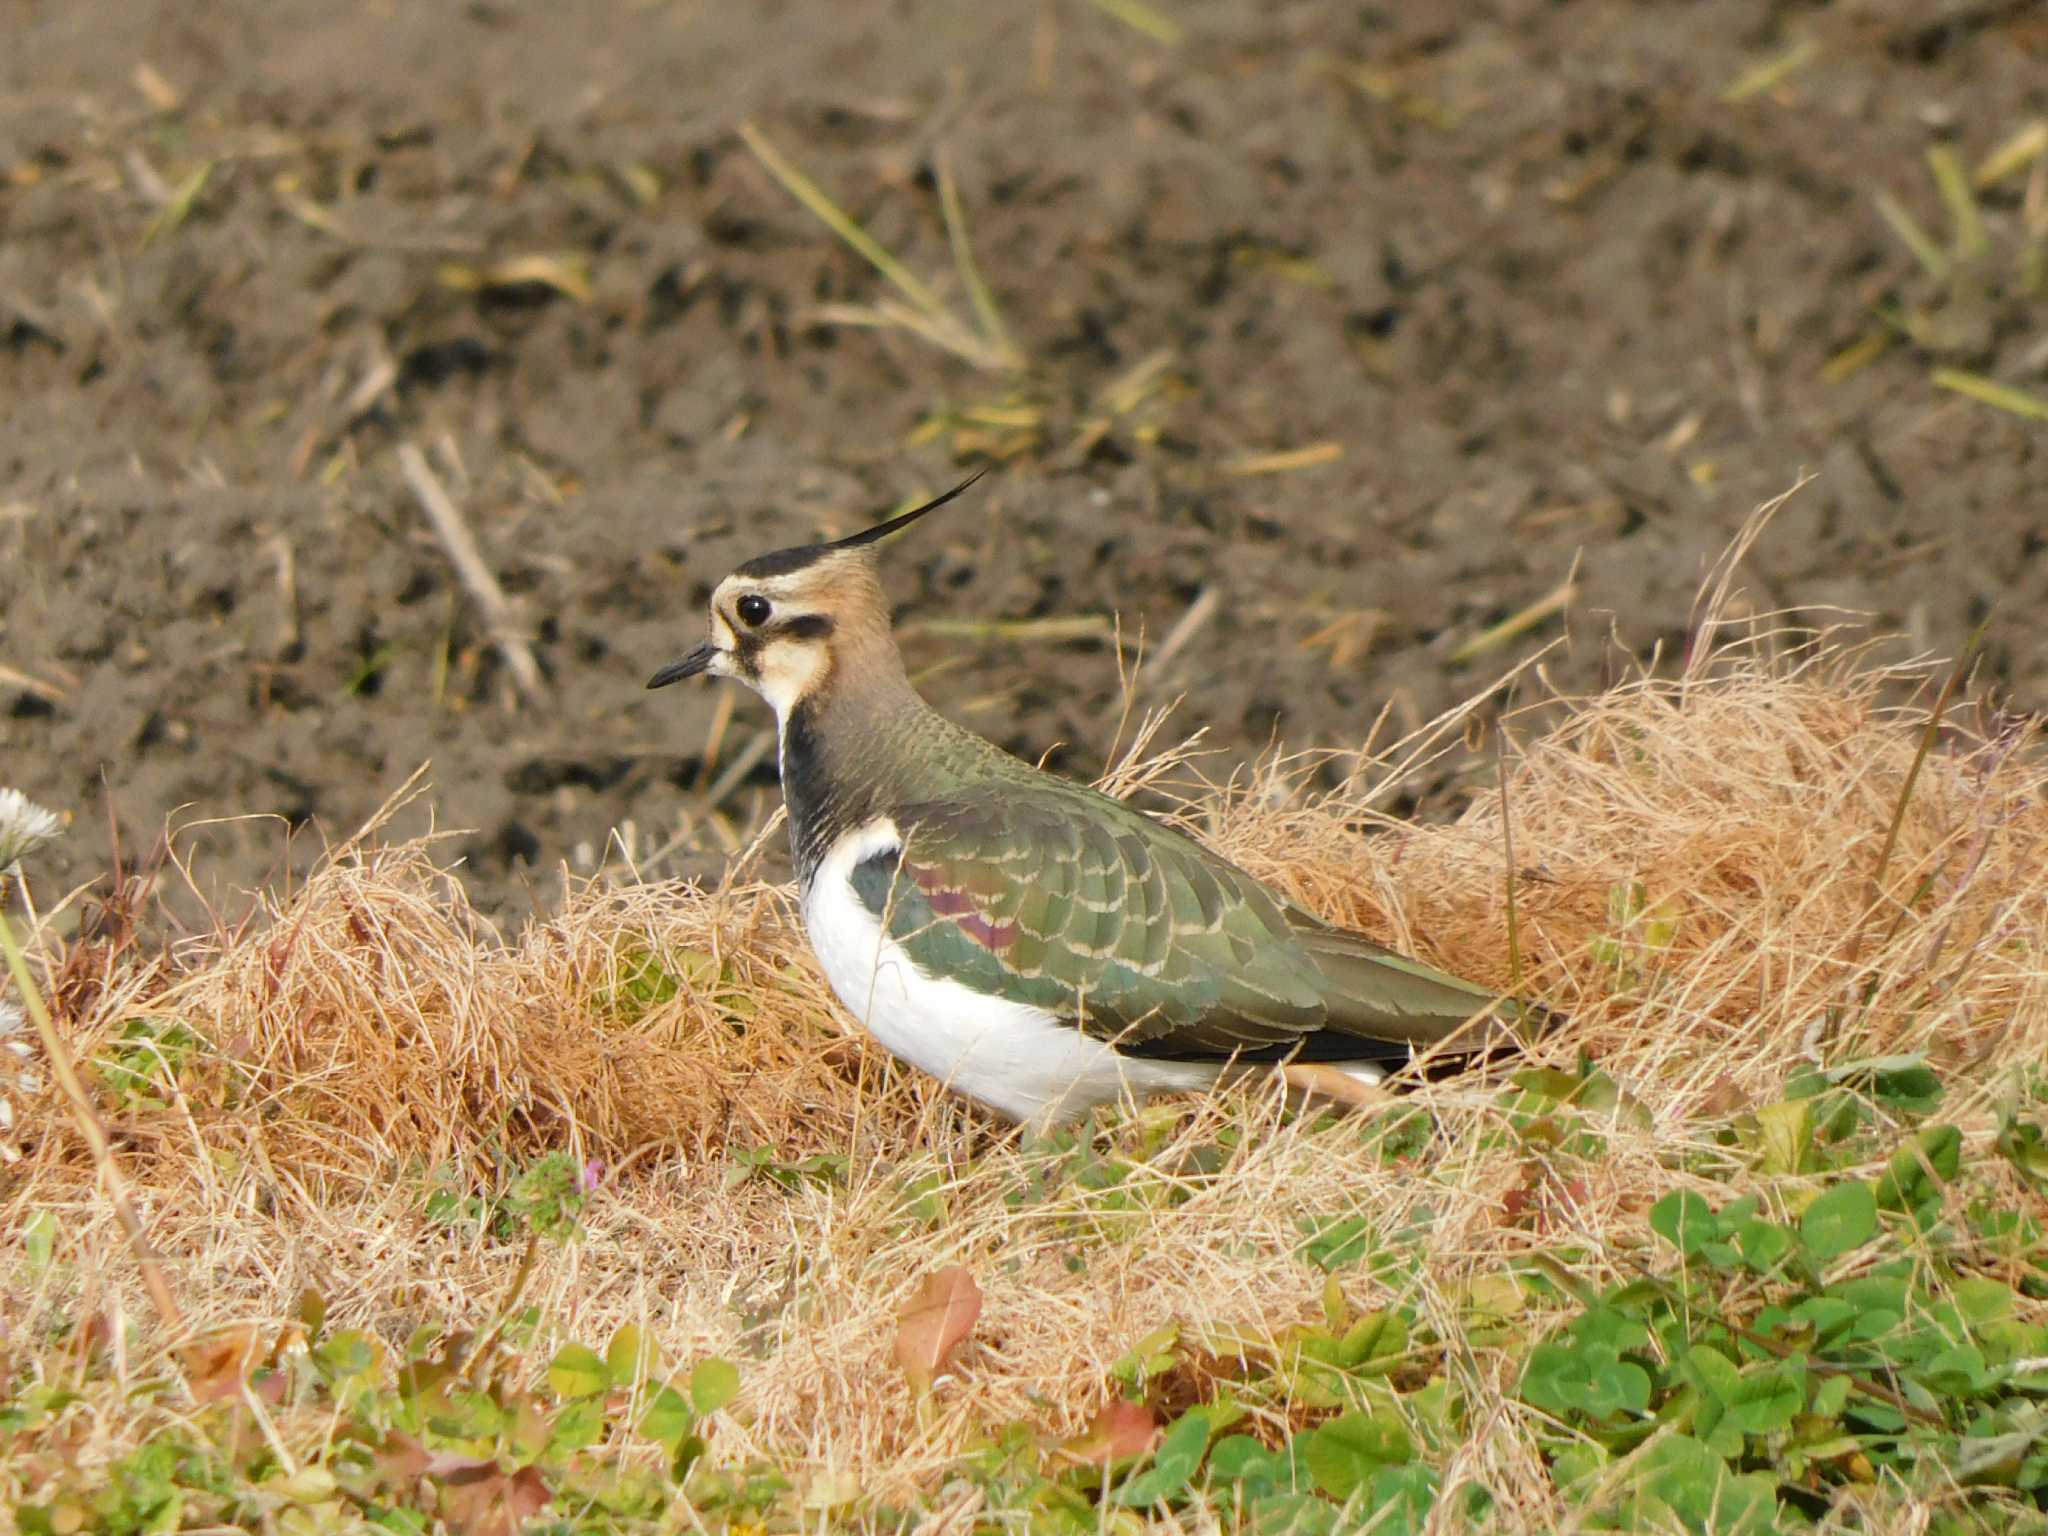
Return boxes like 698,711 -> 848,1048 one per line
748,633 -> 829,721
702,575 -> 830,726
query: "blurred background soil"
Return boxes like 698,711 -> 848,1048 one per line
1,0 -> 2043,920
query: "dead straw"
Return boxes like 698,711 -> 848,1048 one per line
396,442 -> 546,706
0,906 -> 187,1338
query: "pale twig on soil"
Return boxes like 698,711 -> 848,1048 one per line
1056,346 -> 1178,467
1144,585 -> 1219,677
1927,146 -> 1988,262
396,443 -> 546,707
0,663 -> 66,701
1975,121 -> 2048,188
738,121 -> 1022,374
1083,0 -> 1182,46
700,729 -> 775,816
1875,189 -> 1951,282
1448,574 -> 1578,665
265,534 -> 299,656
439,253 -> 594,305
1930,369 -> 2048,421
935,146 -> 1017,369
1220,441 -> 1343,476
1719,38 -> 1819,104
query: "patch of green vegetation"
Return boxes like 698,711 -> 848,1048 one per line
423,1149 -> 600,1243
1519,1074 -> 2048,1533
594,942 -> 757,1027
12,1151 -> 741,1536
1588,879 -> 1681,996
723,1143 -> 850,1193
999,1110 -> 1251,1249
91,1016 -> 205,1111
940,1061 -> 2048,1534
12,1063 -> 2048,1532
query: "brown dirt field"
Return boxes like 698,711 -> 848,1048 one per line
2,1 -> 2044,918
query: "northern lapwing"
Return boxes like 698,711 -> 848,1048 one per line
648,474 -> 1552,1129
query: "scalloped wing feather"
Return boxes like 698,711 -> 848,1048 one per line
846,783 -> 1536,1064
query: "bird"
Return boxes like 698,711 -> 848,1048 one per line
647,473 -> 1553,1130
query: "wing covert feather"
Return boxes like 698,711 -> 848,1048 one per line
844,783 -> 1529,1064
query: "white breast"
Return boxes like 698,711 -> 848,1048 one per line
800,817 -> 1219,1128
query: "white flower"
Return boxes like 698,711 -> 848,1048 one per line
0,788 -> 64,877
0,999 -> 32,1135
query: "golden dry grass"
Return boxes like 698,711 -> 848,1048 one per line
3,588 -> 2046,1523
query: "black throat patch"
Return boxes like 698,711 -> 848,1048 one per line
779,699 -> 838,881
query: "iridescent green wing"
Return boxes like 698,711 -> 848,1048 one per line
848,784 -> 1529,1060
845,787 -> 1339,1055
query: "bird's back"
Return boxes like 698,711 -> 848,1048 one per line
843,747 -> 1539,1068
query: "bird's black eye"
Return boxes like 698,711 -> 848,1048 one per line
736,594 -> 772,627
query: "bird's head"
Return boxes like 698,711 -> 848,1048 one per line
646,470 -> 985,721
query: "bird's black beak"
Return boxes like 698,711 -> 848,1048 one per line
646,643 -> 718,689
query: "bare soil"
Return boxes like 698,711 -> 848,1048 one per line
2,0 -> 2044,917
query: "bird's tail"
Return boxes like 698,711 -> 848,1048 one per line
1291,921 -> 1561,1058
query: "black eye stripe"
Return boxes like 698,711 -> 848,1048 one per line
779,613 -> 834,640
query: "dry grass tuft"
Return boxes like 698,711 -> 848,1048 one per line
31,840 -> 954,1205
1195,635 -> 2048,1112
3,611 -> 2045,1517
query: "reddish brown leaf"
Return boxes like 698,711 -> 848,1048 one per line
892,1265 -> 982,1391
71,1310 -> 112,1371
1498,1164 -> 1542,1227
508,1465 -> 550,1519
264,935 -> 291,995
820,1039 -> 865,1077
1698,1073 -> 1748,1117
1500,1163 -> 1595,1235
182,1324 -> 259,1404
437,1461 -> 550,1536
1058,1399 -> 1158,1463
367,1429 -> 431,1491
424,1450 -> 497,1478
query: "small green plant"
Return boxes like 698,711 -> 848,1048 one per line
1518,1119 -> 2048,1532
423,1150 -> 601,1243
722,1143 -> 850,1192
90,1017 -> 204,1110
1588,879 -> 1681,995
595,942 -> 759,1027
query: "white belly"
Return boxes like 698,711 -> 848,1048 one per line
801,818 -> 1218,1128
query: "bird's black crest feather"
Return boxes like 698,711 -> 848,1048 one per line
731,468 -> 989,581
